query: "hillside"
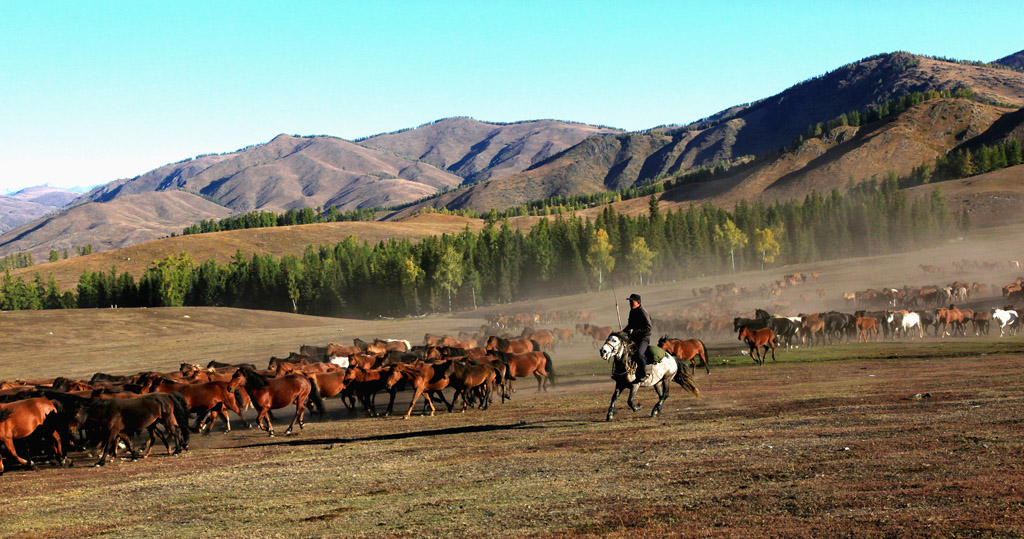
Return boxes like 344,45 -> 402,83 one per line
84,134 -> 464,212
0,191 -> 233,261
395,52 -> 1024,214
0,186 -> 80,234
995,50 -> 1024,71
358,117 -> 622,183
9,212 -> 483,289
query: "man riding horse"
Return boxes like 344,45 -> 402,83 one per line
623,293 -> 652,382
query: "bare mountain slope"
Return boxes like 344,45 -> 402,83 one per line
358,117 -> 622,183
994,49 -> 1024,71
0,186 -> 81,234
396,53 -> 1024,215
0,191 -> 233,260
85,134 -> 464,212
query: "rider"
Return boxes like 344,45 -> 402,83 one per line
622,293 -> 652,381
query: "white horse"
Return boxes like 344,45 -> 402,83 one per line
599,332 -> 700,421
886,312 -> 923,339
991,308 -> 1019,337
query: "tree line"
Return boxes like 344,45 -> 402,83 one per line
0,179 -> 961,317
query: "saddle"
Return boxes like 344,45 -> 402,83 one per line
620,345 -> 669,383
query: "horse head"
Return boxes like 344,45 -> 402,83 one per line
600,333 -> 629,362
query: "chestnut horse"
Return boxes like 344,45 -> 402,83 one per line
341,366 -> 395,416
230,368 -> 324,437
656,337 -> 710,375
737,326 -> 776,365
485,336 -> 538,354
448,360 -> 497,411
496,351 -> 555,395
384,361 -> 453,419
147,377 -> 250,433
0,398 -> 63,474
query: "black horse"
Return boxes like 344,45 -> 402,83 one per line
598,332 -> 700,421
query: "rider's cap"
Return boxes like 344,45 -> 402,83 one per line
627,293 -> 641,303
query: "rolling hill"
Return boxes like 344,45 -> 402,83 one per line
357,117 -> 623,183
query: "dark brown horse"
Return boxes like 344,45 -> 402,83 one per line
230,368 -> 324,437
341,366 -> 394,416
0,397 -> 63,474
69,393 -> 188,466
738,326 -> 776,366
656,337 -> 710,375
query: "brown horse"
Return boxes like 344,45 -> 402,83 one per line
656,337 -> 710,375
497,351 -> 555,395
147,377 -> 250,433
738,326 -> 776,366
936,306 -> 969,337
0,398 -> 63,474
341,366 -> 394,416
384,361 -> 453,419
448,360 -> 497,411
68,393 -> 188,466
485,336 -> 538,354
856,316 -> 878,342
230,368 -> 324,437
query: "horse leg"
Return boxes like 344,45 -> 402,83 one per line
0,435 -> 30,471
284,398 -> 303,436
606,386 -> 625,421
769,343 -> 776,362
403,388 -> 425,419
626,384 -> 642,412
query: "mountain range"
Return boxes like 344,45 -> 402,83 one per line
2,50 -> 1023,262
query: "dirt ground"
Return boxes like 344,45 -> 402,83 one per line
1,222 -> 1024,537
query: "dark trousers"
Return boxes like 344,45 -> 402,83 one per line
633,337 -> 649,374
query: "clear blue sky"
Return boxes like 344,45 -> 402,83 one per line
1,1 -> 1020,193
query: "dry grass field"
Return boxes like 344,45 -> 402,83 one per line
2,222 -> 1024,537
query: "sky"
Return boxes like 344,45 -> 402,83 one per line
0,1 -> 1020,194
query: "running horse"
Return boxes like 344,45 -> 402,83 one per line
599,332 -> 700,421
0,397 -> 64,474
737,326 -> 776,365
656,336 -> 710,375
230,368 -> 325,437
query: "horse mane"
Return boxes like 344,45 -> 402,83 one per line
657,335 -> 668,346
238,367 -> 269,390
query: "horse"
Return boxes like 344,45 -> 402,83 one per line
447,360 -> 497,411
599,332 -> 700,421
885,311 -> 923,339
485,335 -> 538,354
936,306 -> 969,337
0,398 -> 63,474
495,351 -> 555,395
68,393 -> 188,466
656,337 -> 710,375
230,368 -> 324,437
147,377 -> 250,433
737,326 -> 776,365
991,308 -> 1019,337
341,366 -> 395,416
383,361 -> 454,419
856,316 -> 878,342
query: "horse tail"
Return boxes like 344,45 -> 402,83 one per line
543,352 -> 555,385
530,338 -> 541,352
168,391 -> 191,450
698,339 -> 711,374
306,376 -> 326,418
672,358 -> 701,398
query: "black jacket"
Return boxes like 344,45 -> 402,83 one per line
623,305 -> 652,343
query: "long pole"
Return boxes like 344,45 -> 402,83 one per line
611,284 -> 622,330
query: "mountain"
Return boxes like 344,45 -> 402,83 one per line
84,134 -> 464,212
0,186 -> 81,234
394,52 -> 1024,214
994,50 -> 1024,71
0,191 -> 233,260
358,117 -> 623,183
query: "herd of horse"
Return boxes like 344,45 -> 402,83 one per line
0,333 -> 564,475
